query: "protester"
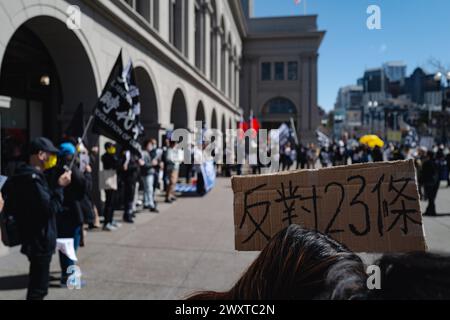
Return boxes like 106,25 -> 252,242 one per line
119,150 -> 142,223
307,143 -> 317,169
141,139 -> 159,213
319,146 -> 331,168
101,142 -> 122,231
49,142 -> 89,287
420,151 -> 440,216
163,141 -> 182,203
296,143 -> 308,170
371,146 -> 384,162
13,137 -> 71,300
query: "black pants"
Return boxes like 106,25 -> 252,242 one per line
104,190 -> 116,225
424,183 -> 439,215
27,255 -> 52,300
123,180 -> 136,218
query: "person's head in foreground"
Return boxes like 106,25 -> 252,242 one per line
188,225 -> 450,300
188,225 -> 367,300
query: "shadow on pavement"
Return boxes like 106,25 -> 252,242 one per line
0,274 -> 28,291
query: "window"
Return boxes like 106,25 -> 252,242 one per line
262,97 -> 297,114
136,0 -> 150,22
275,62 -> 285,80
261,62 -> 271,81
170,0 -> 184,53
288,61 -> 298,81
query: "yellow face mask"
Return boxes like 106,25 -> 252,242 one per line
44,154 -> 58,170
107,146 -> 116,155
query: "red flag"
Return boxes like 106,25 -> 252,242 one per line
238,116 -> 248,140
249,111 -> 261,139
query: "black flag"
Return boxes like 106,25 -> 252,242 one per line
92,51 -> 144,155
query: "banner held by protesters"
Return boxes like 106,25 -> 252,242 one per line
232,160 -> 427,253
91,50 -> 144,156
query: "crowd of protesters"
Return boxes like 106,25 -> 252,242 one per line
1,131 -> 449,300
278,139 -> 450,217
0,133 -> 205,300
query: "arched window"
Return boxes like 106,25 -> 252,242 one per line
262,97 -> 297,115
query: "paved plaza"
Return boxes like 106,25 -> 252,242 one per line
0,178 -> 449,300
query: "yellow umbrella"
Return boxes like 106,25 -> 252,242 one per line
359,135 -> 385,148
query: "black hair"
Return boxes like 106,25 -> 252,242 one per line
368,252 -> 450,300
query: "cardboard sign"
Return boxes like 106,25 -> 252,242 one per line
232,160 -> 427,253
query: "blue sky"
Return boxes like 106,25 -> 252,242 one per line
253,0 -> 450,112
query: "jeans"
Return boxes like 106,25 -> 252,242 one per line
124,180 -> 136,218
59,226 -> 82,284
143,174 -> 156,209
27,255 -> 52,300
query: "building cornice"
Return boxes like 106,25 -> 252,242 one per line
229,0 -> 249,38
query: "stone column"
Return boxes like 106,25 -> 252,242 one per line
310,54 -> 318,132
159,0 -> 170,42
216,26 -> 224,91
229,54 -> 235,100
223,42 -> 229,96
185,0 -> 195,62
300,53 -> 310,135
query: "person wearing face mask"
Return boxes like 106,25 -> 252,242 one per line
100,142 -> 122,231
12,137 -> 72,300
141,139 -> 159,213
48,142 -> 90,287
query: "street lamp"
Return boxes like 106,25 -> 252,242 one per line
368,100 -> 378,133
434,71 -> 450,145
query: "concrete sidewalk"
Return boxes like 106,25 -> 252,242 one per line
0,178 -> 449,300
0,178 -> 258,300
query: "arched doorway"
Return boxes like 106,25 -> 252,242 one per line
195,101 -> 206,129
0,16 -> 97,174
170,88 -> 188,130
134,66 -> 159,140
261,97 -> 298,130
211,108 -> 218,129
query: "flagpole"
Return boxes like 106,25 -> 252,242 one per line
290,117 -> 299,145
67,115 -> 95,171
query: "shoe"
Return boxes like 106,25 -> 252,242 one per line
165,199 -> 172,204
123,217 -> 135,224
103,223 -> 117,232
170,197 -> 177,202
150,208 -> 159,213
111,221 -> 122,228
423,212 -> 437,217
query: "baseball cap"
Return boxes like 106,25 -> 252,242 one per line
30,137 -> 60,155
59,142 -> 77,157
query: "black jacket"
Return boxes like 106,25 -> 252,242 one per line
54,161 -> 90,237
420,159 -> 440,187
14,164 -> 64,257
101,153 -> 122,171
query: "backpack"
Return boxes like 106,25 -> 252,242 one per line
0,176 -> 26,247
